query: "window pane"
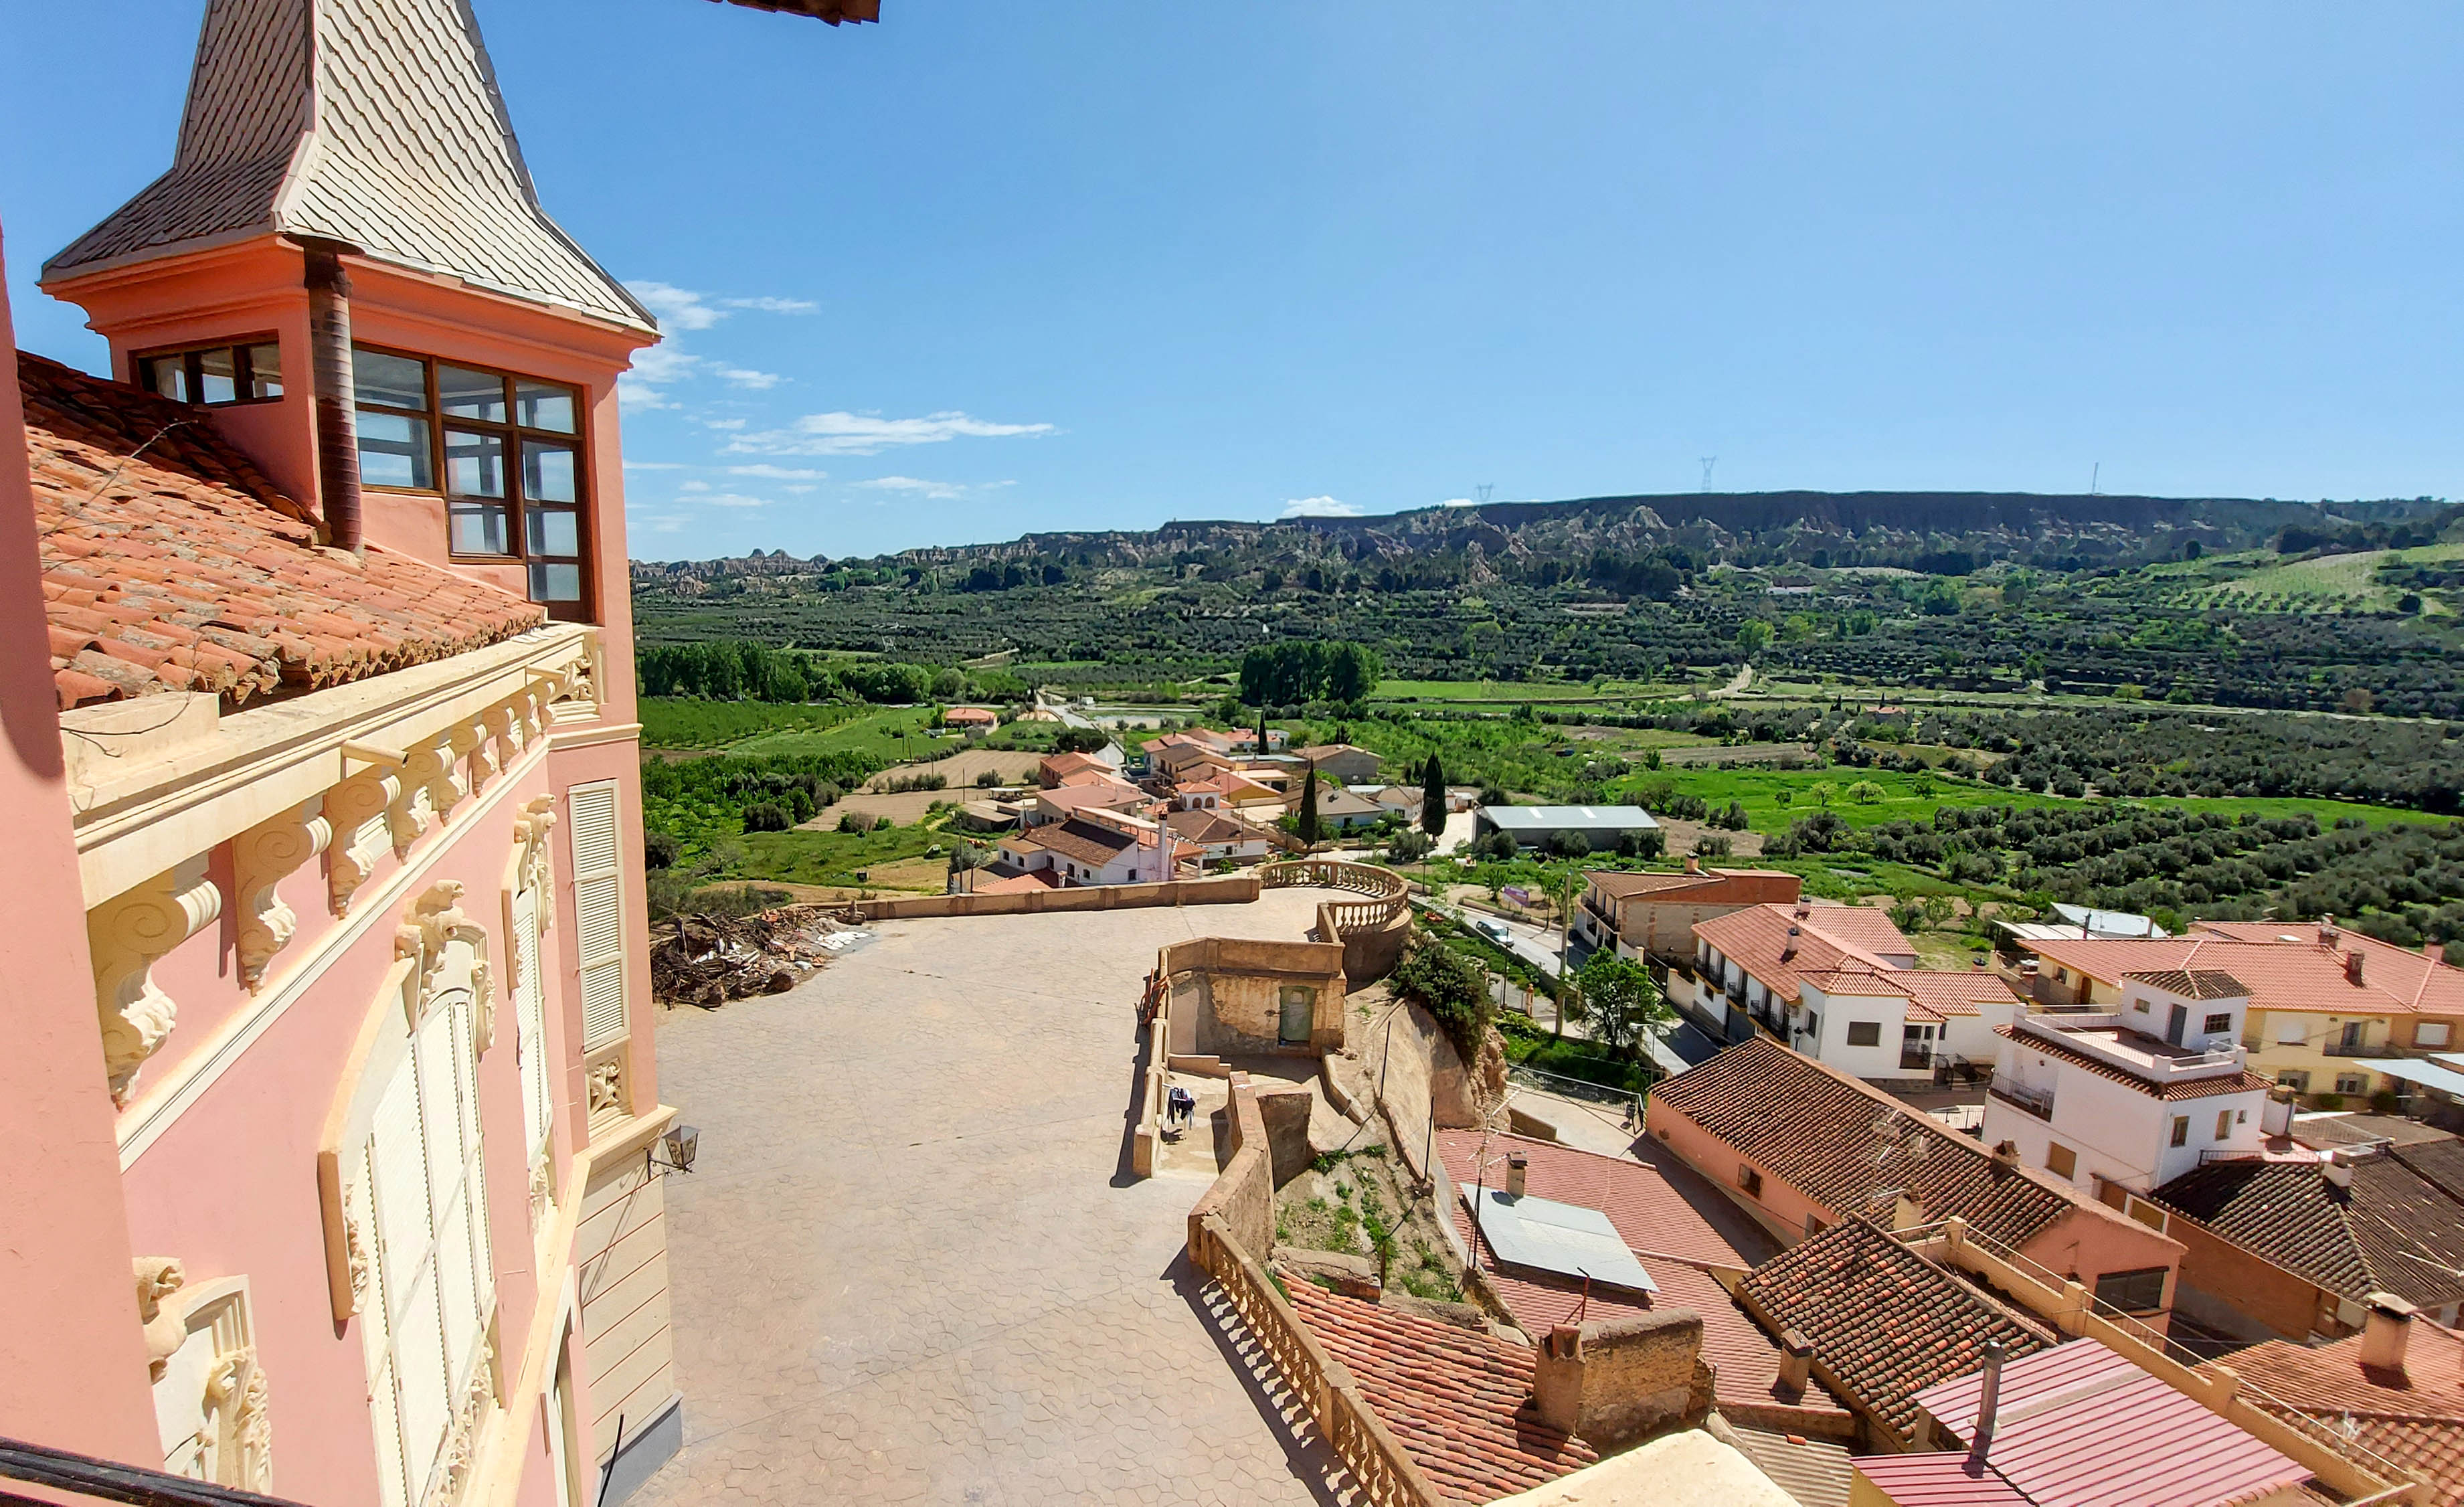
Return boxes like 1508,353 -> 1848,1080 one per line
525,507 -> 578,558
144,357 -> 187,402
528,563 -> 583,602
357,412 -> 434,489
522,442 -> 576,504
448,503 -> 513,556
354,348 -> 429,410
246,342 -> 283,398
515,381 -> 575,433
443,428 -> 506,499
195,347 -> 239,404
438,365 -> 507,422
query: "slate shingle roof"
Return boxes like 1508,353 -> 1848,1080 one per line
1736,1218 -> 2052,1441
21,352 -> 546,711
2150,1150 -> 2464,1310
1651,1037 -> 2101,1249
1285,1279 -> 1597,1502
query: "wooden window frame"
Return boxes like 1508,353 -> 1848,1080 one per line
350,342 -> 594,622
132,334 -> 286,408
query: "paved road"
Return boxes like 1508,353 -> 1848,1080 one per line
637,893 -> 1345,1507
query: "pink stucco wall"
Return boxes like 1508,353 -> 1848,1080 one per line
0,225 -> 162,1464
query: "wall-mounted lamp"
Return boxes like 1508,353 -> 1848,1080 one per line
652,1123 -> 700,1176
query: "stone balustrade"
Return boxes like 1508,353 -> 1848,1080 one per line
1259,859 -> 1411,982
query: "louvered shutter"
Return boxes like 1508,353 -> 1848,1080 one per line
370,1049 -> 447,1502
569,782 -> 629,1049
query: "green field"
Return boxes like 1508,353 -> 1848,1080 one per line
2197,543 -> 2464,614
728,705 -> 956,761
1371,677 -> 1680,704
733,824 -> 954,887
639,697 -> 870,749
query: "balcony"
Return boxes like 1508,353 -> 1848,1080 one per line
2010,1010 -> 2248,1088
2321,1039 -> 2378,1058
1901,1047 -> 1937,1072
1990,1079 -> 2057,1121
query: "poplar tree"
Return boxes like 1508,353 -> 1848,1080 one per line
1419,752 -> 1447,837
1298,768 -> 1322,845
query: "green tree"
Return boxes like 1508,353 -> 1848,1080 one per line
1808,780 -> 1838,808
1735,618 -> 1773,654
1419,752 -> 1448,837
1298,769 -> 1322,845
1570,952 -> 1674,1061
1847,779 -> 1885,804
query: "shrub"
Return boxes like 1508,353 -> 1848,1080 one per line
741,802 -> 791,833
644,831 -> 681,869
1692,833 -> 1733,858
1544,829 -> 1592,859
1391,937 -> 1492,1063
874,814 -> 896,832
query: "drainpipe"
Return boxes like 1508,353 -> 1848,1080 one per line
300,238 -> 364,556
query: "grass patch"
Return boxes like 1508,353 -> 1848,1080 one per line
640,697 -> 870,749
731,705 -> 958,762
727,823 -> 952,888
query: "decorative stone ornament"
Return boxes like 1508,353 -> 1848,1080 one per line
91,859 -> 224,1106
135,1256 -> 187,1379
236,801 -> 334,990
325,767 -> 402,916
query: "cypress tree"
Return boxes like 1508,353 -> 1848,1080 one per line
1256,703 -> 1269,754
1419,751 -> 1447,836
1298,768 -> 1322,845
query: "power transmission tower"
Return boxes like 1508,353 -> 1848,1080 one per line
1476,483 -> 1494,505
1700,456 -> 1717,493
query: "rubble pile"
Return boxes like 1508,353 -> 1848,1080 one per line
650,906 -> 854,1008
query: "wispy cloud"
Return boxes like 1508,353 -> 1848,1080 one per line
625,280 -> 725,331
618,375 -> 675,410
715,367 -> 785,390
699,416 -> 747,432
634,513 -> 692,534
855,475 -> 969,500
726,464 -> 826,480
698,493 -> 774,509
624,460 -> 687,472
681,480 -> 710,492
1282,495 -> 1362,517
727,410 -> 1055,458
721,295 -> 818,314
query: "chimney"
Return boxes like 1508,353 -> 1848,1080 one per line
1530,1312 -> 1707,1450
1781,925 -> 1801,962
2347,951 -> 2366,987
2320,915 -> 2341,948
2431,942 -> 2446,966
1683,855 -> 1701,876
2361,1293 -> 2416,1375
1991,1139 -> 2020,1169
2324,1152 -> 2355,1190
300,239 -> 365,557
1506,1154 -> 1528,1199
1967,1340 -> 2007,1464
1892,1191 -> 1924,1231
1776,1330 -> 1813,1395
1795,901 -> 1812,919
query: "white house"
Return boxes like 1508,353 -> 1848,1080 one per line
1982,968 -> 2275,1196
994,812 -> 1184,885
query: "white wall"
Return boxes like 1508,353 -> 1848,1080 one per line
1801,985 -> 1913,1081
1989,1032 -> 2269,1193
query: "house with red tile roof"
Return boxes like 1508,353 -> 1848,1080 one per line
4,0 -> 703,1499
1037,748 -> 1117,787
1860,1339 -> 2314,1507
1162,807 -> 1278,866
939,704 -> 996,730
1983,968 -> 2275,1203
1682,901 -> 2022,1081
1648,1039 -> 2186,1321
1434,1129 -> 1857,1440
2226,1298 -> 2464,1505
1573,861 -> 1802,964
1028,776 -> 1152,827
2010,918 -> 2464,1104
994,812 -> 1186,885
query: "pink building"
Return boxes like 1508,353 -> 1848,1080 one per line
1,4 -> 697,1505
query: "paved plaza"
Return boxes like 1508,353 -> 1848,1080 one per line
635,891 -> 1344,1506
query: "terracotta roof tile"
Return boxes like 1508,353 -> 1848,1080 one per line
2197,921 -> 2464,1018
2022,933 -> 2425,1017
2226,1319 -> 2464,1506
1651,1037 -> 2131,1250
19,352 -> 545,711
1284,1279 -> 1597,1501
2150,1150 -> 2464,1310
1994,1025 -> 2275,1101
1737,1218 -> 2052,1441
1694,903 -> 1918,1004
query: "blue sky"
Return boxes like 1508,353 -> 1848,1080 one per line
6,3 -> 2460,560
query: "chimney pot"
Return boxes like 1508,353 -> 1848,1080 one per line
1992,1139 -> 2020,1167
2321,915 -> 2340,948
2362,1292 -> 2416,1375
1777,1330 -> 1813,1394
1506,1154 -> 1529,1199
1683,855 -> 1700,875
2325,1154 -> 2355,1189
2348,951 -> 2366,986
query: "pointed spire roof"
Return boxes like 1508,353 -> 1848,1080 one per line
43,0 -> 654,333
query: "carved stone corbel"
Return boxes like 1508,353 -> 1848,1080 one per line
235,802 -> 333,990
395,881 -> 472,998
389,731 -> 460,851
460,718 -> 498,799
136,1257 -> 187,1380
90,859 -> 223,1106
512,795 -> 558,940
325,769 -> 400,916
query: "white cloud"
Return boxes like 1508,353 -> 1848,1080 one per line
721,295 -> 818,314
1282,495 -> 1362,517
1440,497 -> 1478,508
624,460 -> 687,472
635,513 -> 691,534
624,280 -> 725,331
629,346 -> 700,384
697,493 -> 774,509
699,416 -> 747,431
726,410 -> 1055,457
715,366 -> 784,390
617,375 -> 675,410
681,480 -> 711,492
726,464 -> 826,480
855,475 -> 968,501
782,484 -> 818,495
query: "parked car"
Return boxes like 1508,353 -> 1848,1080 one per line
1476,917 -> 1512,944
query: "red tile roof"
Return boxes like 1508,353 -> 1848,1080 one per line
1433,1130 -> 1854,1424
1693,903 -> 1917,1004
2022,933 -> 2425,1017
1651,1037 -> 2139,1251
2228,1318 -> 2464,1506
1909,1340 -> 2310,1507
1585,867 -> 1801,903
1284,1279 -> 1597,1502
2196,921 -> 2464,1018
1038,751 -> 1111,782
21,352 -> 545,711
1737,1218 -> 2052,1441
1799,966 -> 2022,1022
1994,1025 -> 2275,1101
2150,1149 -> 2464,1310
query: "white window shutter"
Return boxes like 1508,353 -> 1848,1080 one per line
569,782 -> 630,1049
515,888 -> 552,1168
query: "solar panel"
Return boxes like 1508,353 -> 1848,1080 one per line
1468,1188 -> 1658,1295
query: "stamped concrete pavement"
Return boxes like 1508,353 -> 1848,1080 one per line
634,891 -> 1346,1506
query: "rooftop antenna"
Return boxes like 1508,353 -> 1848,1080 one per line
1700,456 -> 1718,493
